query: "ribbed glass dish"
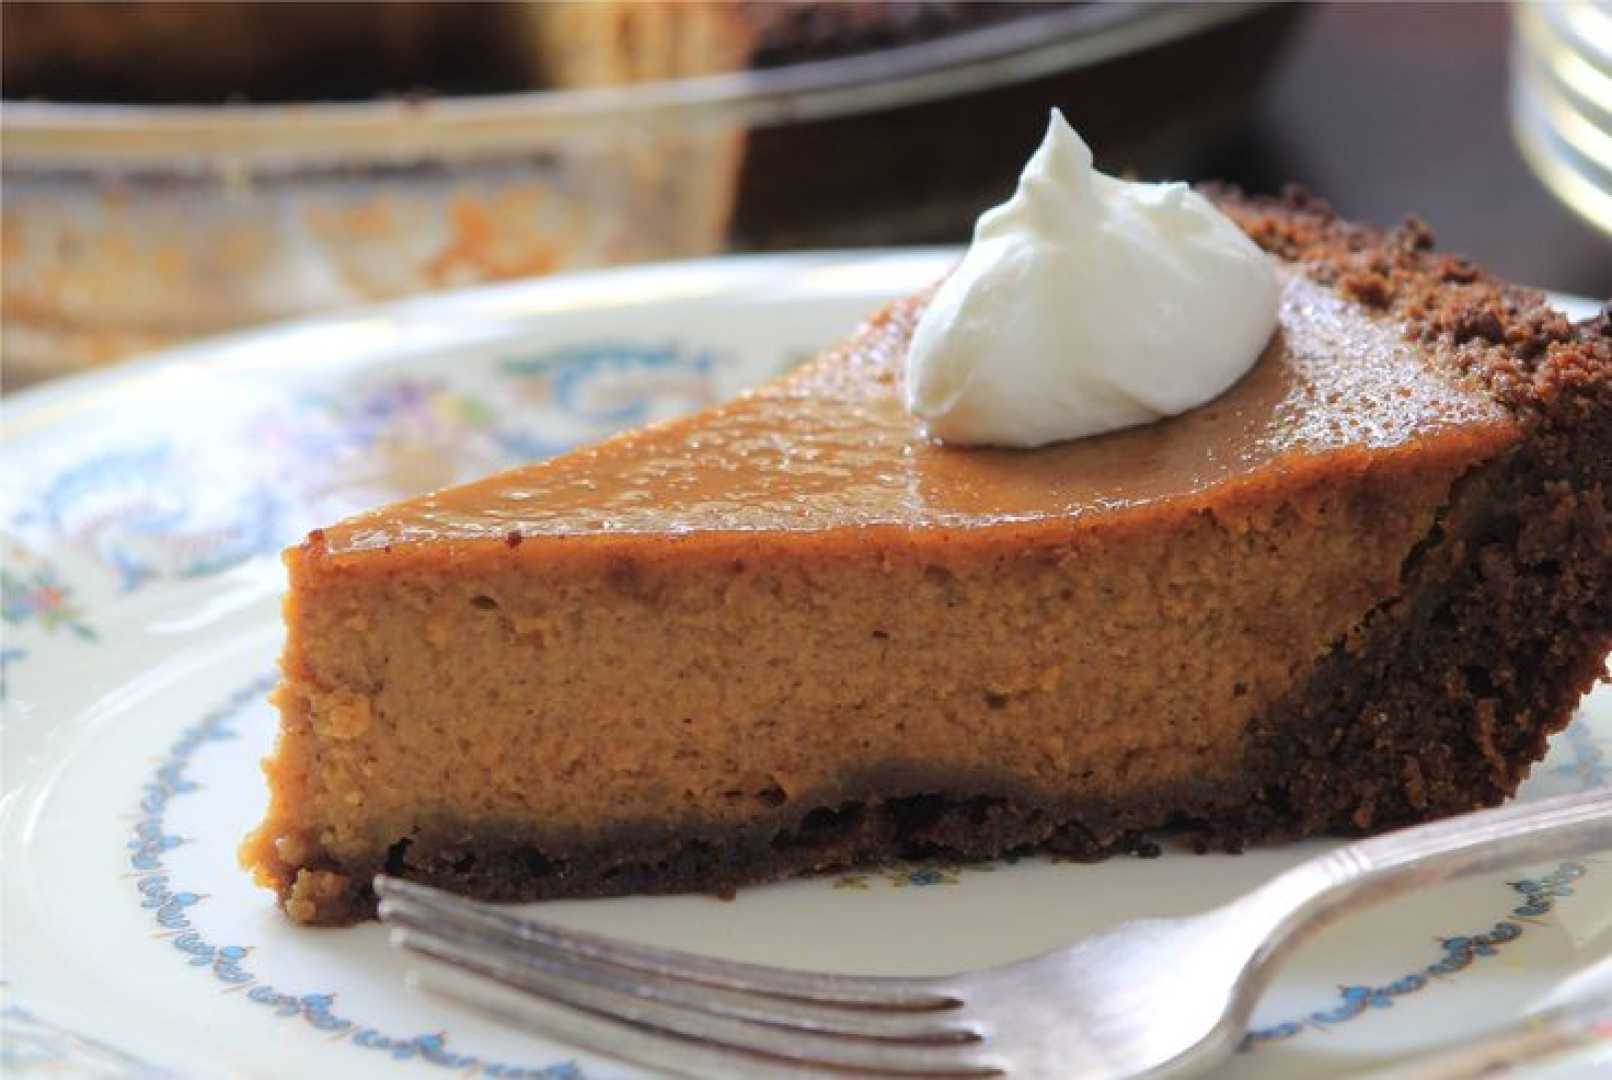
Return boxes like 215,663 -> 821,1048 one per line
1510,1 -> 1612,240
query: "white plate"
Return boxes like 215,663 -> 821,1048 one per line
2,251 -> 1609,1079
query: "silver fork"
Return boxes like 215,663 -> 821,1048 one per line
377,787 -> 1612,1079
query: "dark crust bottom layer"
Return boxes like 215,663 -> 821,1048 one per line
281,196 -> 1612,926
313,788 -> 1188,926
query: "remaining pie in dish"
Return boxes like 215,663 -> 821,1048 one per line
241,189 -> 1612,925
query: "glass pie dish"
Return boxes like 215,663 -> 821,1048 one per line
0,1 -> 1294,385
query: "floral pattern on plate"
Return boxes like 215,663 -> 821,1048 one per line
1243,862 -> 1589,1049
129,677 -> 584,1079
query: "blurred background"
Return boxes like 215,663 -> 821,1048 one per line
3,0 -> 1609,389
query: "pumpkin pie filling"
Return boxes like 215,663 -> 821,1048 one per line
241,191 -> 1612,924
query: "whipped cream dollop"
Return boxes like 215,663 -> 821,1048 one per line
905,109 -> 1281,448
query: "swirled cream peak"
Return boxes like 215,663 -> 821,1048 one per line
905,109 -> 1281,448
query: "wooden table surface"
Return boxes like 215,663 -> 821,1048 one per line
1209,2 -> 1611,301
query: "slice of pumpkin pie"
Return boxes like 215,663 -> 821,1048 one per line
243,127 -> 1612,925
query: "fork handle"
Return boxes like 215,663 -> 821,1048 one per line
1240,786 -> 1612,974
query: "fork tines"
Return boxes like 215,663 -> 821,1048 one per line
374,875 -> 999,1078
